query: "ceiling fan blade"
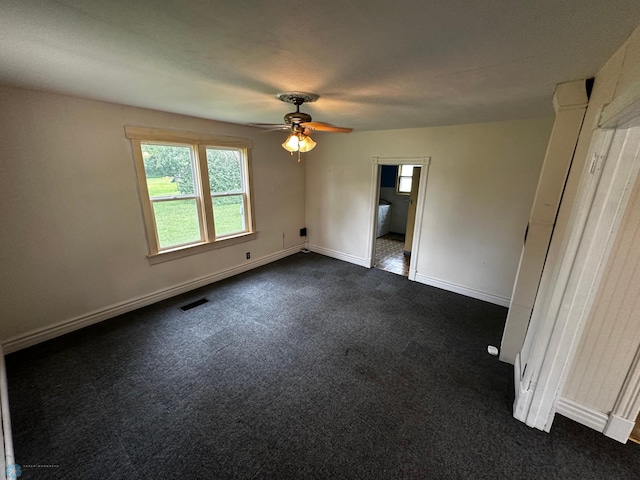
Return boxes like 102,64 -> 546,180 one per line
302,121 -> 353,133
248,123 -> 290,131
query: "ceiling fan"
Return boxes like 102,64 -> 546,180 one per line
251,92 -> 352,161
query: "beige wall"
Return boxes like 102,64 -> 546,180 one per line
305,117 -> 553,303
0,85 -> 305,345
0,86 -> 552,349
557,25 -> 640,412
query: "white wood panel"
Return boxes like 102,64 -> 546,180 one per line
530,106 -> 588,224
501,81 -> 587,364
509,222 -> 555,308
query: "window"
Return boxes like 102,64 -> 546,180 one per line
397,165 -> 417,194
125,126 -> 255,263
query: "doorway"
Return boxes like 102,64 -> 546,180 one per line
368,157 -> 430,280
513,125 -> 640,440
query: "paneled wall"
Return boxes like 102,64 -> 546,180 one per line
564,130 -> 640,412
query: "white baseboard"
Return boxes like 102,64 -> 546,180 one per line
556,396 -> 635,443
603,414 -> 636,444
414,273 -> 511,307
308,245 -> 369,268
555,396 -> 608,433
307,247 -> 510,307
1,246 -> 302,354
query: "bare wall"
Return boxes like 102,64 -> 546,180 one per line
305,117 -> 553,302
0,85 -> 305,344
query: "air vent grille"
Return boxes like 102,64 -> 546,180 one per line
179,298 -> 208,312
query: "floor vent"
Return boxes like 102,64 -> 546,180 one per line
179,298 -> 208,312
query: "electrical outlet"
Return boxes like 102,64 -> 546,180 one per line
246,252 -> 250,259
300,227 -> 307,236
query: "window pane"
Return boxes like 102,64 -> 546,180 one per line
398,177 -> 412,193
400,165 -> 415,176
213,195 -> 246,236
152,199 -> 202,248
142,144 -> 196,197
207,148 -> 243,194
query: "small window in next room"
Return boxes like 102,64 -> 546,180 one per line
397,165 -> 417,194
125,126 -> 256,263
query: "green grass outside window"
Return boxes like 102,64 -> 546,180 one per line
147,177 -> 244,247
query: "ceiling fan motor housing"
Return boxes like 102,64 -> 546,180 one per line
284,111 -> 312,124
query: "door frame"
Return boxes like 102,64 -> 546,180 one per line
367,156 -> 430,280
515,93 -> 640,439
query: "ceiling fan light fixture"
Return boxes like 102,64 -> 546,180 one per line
282,132 -> 316,154
282,133 -> 300,152
298,135 -> 316,152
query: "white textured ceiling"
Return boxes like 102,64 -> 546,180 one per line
1,0 -> 639,131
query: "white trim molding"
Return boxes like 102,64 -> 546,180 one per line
614,346 -> 640,419
371,156 -> 431,166
556,397 -> 608,433
414,273 -> 511,307
599,85 -> 640,130
124,125 -> 253,148
308,245 -> 369,268
556,397 -> 638,444
1,246 -> 303,354
605,344 -> 640,442
1,344 -> 15,480
603,415 -> 636,443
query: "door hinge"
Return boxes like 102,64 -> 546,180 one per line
589,153 -> 605,174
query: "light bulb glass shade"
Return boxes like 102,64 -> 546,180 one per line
298,135 -> 316,152
282,133 -> 299,152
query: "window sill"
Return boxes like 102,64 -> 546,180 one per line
147,232 -> 258,265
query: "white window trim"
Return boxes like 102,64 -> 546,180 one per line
125,126 -> 257,264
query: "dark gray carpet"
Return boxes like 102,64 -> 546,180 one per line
6,253 -> 640,479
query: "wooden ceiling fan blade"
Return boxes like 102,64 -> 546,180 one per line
302,121 -> 353,133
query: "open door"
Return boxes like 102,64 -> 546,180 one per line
404,167 -> 421,255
